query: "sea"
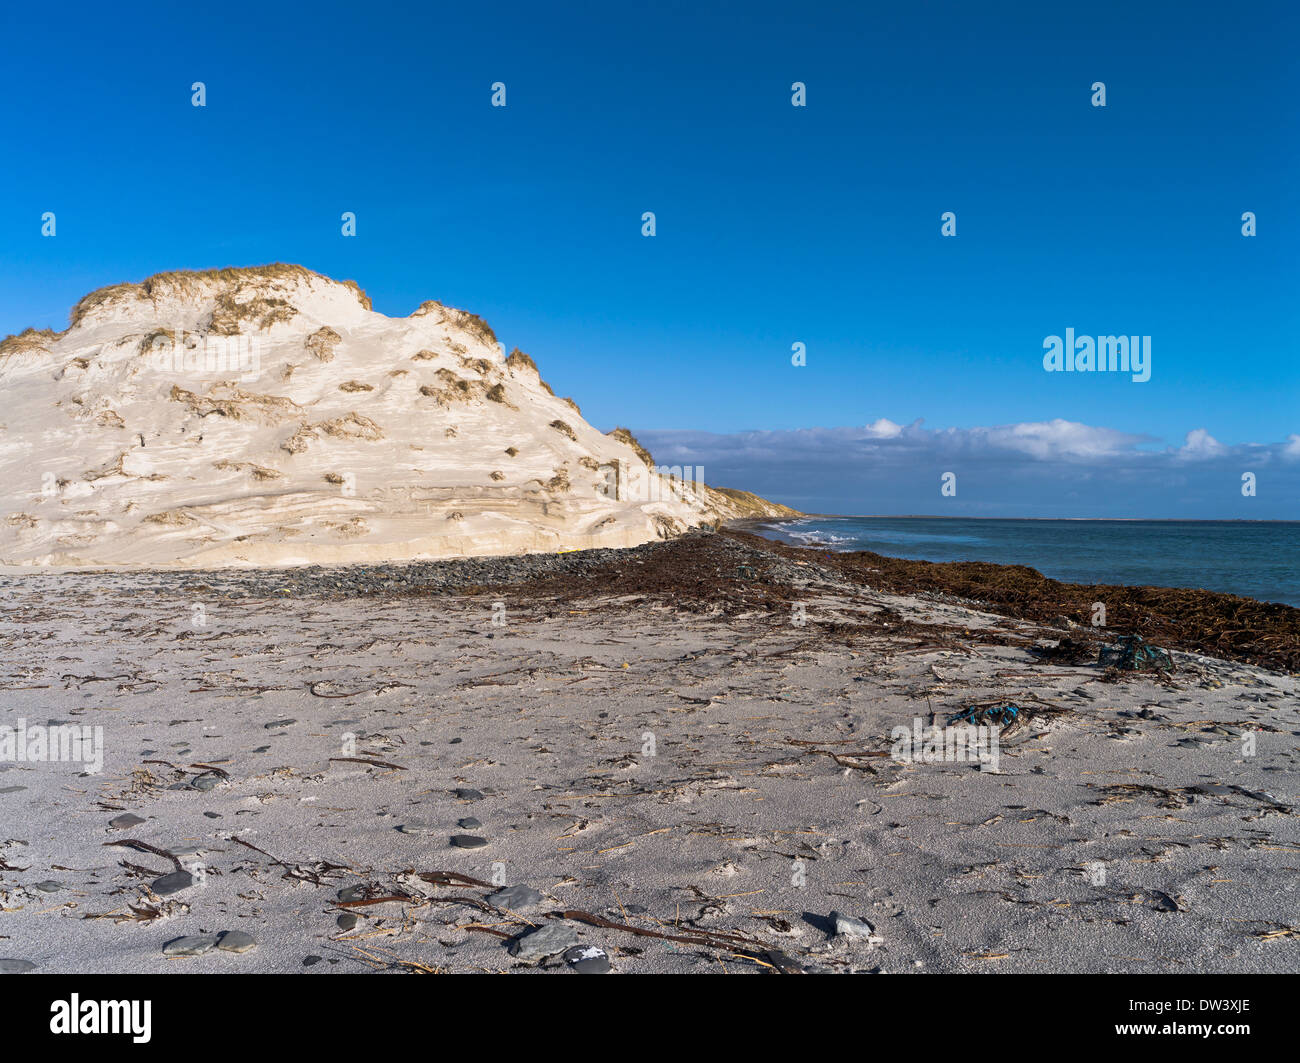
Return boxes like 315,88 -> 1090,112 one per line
752,517 -> 1300,608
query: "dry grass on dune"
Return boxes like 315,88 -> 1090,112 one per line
607,426 -> 654,466
69,264 -> 372,329
0,327 -> 62,357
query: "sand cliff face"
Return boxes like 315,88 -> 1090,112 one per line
0,265 -> 795,567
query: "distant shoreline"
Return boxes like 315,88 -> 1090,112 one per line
727,516 -> 1300,612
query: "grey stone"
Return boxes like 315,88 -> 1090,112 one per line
191,773 -> 220,791
397,821 -> 439,835
563,944 -> 611,973
151,870 -> 194,896
453,788 -> 484,801
163,935 -> 218,957
0,958 -> 37,973
109,813 -> 146,829
450,834 -> 488,849
753,948 -> 806,974
337,885 -> 366,902
508,923 -> 579,961
264,719 -> 296,729
487,884 -> 543,910
336,913 -> 359,930
457,817 -> 482,830
33,880 -> 63,893
303,954 -> 323,966
217,930 -> 257,953
830,912 -> 881,944
0,786 -> 27,794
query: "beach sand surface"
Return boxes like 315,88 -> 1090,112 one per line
0,534 -> 1296,974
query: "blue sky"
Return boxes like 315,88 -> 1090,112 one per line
1,0 -> 1295,516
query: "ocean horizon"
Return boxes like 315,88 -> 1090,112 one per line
752,516 -> 1300,607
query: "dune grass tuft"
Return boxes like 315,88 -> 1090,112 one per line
306,326 -> 342,362
214,459 -> 282,481
69,265 -> 371,329
609,427 -> 654,466
505,347 -> 537,373
0,327 -> 62,358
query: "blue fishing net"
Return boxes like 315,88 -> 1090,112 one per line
1099,634 -> 1173,671
948,704 -> 1019,727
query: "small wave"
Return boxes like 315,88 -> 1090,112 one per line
786,529 -> 855,547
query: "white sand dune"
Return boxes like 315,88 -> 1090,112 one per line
0,265 -> 795,568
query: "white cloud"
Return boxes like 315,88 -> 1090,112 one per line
632,419 -> 1300,518
970,419 -> 1141,460
863,418 -> 903,439
1176,428 -> 1226,460
639,418 -> 1149,464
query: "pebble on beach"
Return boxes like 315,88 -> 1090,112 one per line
486,884 -> 543,910
508,923 -> 580,961
217,931 -> 257,954
151,870 -> 195,896
163,935 -> 219,957
563,945 -> 611,973
830,912 -> 882,945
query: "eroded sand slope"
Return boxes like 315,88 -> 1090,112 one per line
0,265 -> 794,567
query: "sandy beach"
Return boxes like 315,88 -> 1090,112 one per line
1,529 -> 1295,974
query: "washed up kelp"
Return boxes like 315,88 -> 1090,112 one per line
1030,636 -> 1100,665
397,527 -> 1297,672
725,530 -> 1300,674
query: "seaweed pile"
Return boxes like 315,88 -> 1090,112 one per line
442,532 -> 809,615
388,525 -> 1298,673
723,529 -> 1299,673
444,527 -> 1297,673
